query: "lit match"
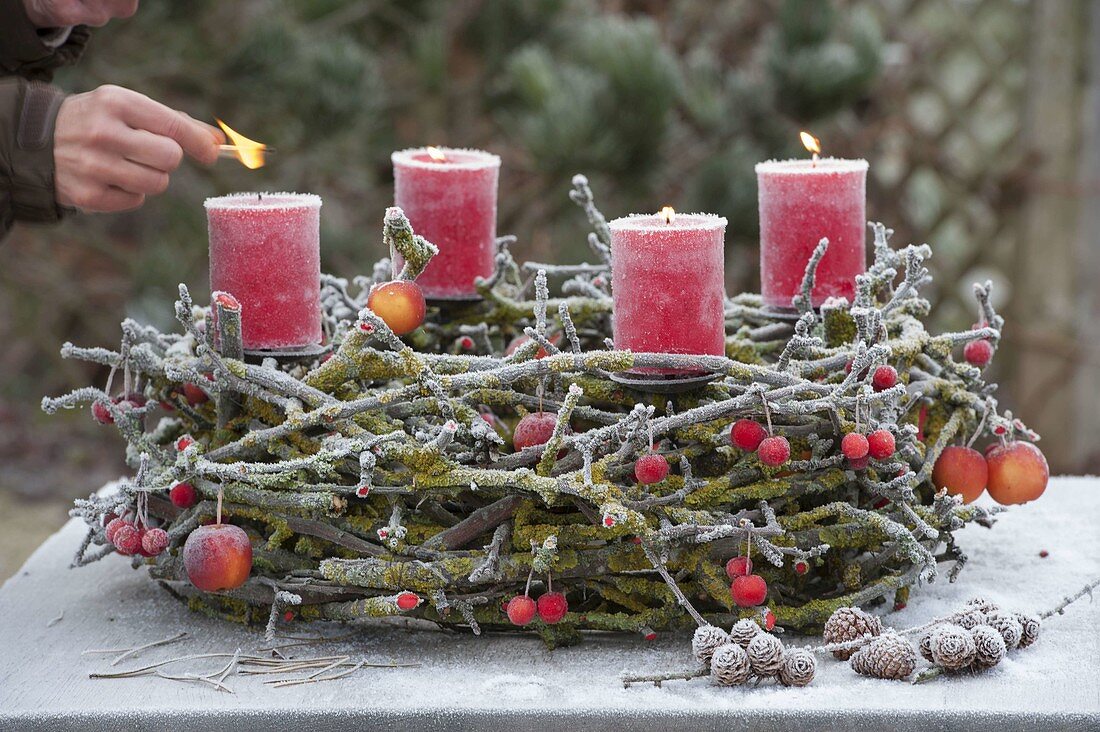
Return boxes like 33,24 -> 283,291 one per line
215,119 -> 271,169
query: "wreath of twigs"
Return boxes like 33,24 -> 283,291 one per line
47,175 -> 1029,648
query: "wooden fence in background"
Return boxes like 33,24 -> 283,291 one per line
850,0 -> 1099,471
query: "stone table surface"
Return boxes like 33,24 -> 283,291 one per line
1,477 -> 1099,731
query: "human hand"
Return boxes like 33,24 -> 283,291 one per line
23,0 -> 138,28
53,85 -> 225,213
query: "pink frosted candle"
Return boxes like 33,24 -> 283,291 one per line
609,211 -> 727,368
756,158 -> 868,308
392,147 -> 500,299
205,193 -> 323,351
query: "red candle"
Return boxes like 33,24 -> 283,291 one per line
756,156 -> 868,308
392,147 -> 500,299
205,193 -> 323,351
609,209 -> 727,370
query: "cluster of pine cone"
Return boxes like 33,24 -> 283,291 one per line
916,597 -> 1041,673
822,598 -> 1042,680
692,620 -> 816,688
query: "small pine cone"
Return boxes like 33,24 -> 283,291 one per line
930,624 -> 977,671
710,643 -> 751,686
824,607 -> 883,660
964,596 -> 999,615
777,647 -> 816,687
954,609 -> 986,630
970,625 -> 1007,669
918,632 -> 935,662
747,632 -> 785,676
850,633 -> 917,680
729,618 -> 762,648
1015,613 -> 1041,648
985,613 -> 1023,650
693,624 -> 731,665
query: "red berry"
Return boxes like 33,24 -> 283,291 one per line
845,359 -> 869,379
176,435 -> 195,451
730,574 -> 768,607
643,630 -> 658,641
169,482 -> 198,509
731,419 -> 768,451
725,556 -> 753,579
757,436 -> 791,466
92,400 -> 114,425
1039,549 -> 1049,558
872,365 -> 898,391
932,445 -> 988,504
867,430 -> 895,459
512,412 -> 560,452
112,523 -> 141,555
367,280 -> 427,336
458,336 -> 475,350
537,591 -> 569,624
964,339 -> 994,367
135,530 -> 154,557
283,610 -> 295,622
183,382 -> 209,406
112,399 -> 140,420
763,609 -> 777,631
504,333 -> 561,359
105,517 -> 127,544
141,527 -> 170,556
396,591 -> 420,610
506,595 -> 536,626
841,433 -> 869,460
213,291 -> 240,311
794,560 -> 809,575
848,455 -> 870,470
634,453 -> 669,484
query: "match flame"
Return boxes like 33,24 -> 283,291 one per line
659,206 -> 676,224
216,119 -> 268,169
426,146 -> 447,162
799,130 -> 821,156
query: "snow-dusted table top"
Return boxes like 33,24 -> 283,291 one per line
1,478 -> 1098,731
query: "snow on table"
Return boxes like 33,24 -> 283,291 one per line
1,478 -> 1098,731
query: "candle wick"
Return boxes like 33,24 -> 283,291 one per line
258,193 -> 264,201
812,153 -> 819,168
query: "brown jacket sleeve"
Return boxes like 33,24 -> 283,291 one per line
0,0 -> 90,240
0,0 -> 90,81
0,78 -> 67,235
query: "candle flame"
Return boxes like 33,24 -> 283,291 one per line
799,131 -> 822,156
216,119 -> 268,169
427,146 -> 447,162
659,206 -> 676,224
